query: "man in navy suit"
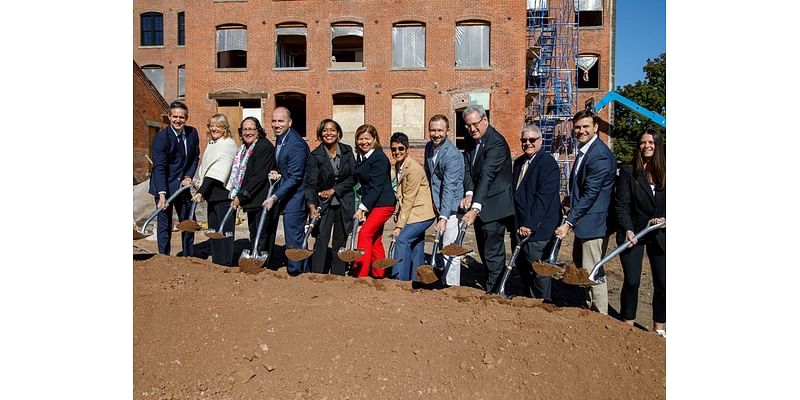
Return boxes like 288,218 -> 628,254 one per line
512,125 -> 561,300
424,115 -> 465,286
554,109 -> 616,314
263,107 -> 310,276
460,105 -> 515,293
148,101 -> 200,256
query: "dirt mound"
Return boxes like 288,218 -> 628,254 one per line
134,255 -> 665,399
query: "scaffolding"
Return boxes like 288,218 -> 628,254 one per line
525,0 -> 578,194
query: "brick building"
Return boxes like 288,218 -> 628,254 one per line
133,61 -> 169,184
134,0 -> 614,160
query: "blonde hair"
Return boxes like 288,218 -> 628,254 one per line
207,113 -> 232,139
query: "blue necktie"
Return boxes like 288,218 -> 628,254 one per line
178,134 -> 187,158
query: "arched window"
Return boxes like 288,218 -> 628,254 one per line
392,22 -> 425,69
331,23 -> 364,69
141,65 -> 164,96
455,21 -> 490,68
391,94 -> 426,140
276,23 -> 307,68
216,24 -> 247,69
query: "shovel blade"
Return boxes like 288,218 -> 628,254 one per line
176,220 -> 202,232
440,244 -> 471,257
285,248 -> 314,262
415,265 -> 438,284
337,248 -> 365,263
133,229 -> 151,240
560,263 -> 597,286
372,258 -> 398,270
532,261 -> 565,278
238,250 -> 268,273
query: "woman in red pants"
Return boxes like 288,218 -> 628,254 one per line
351,124 -> 397,278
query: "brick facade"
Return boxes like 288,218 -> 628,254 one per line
134,0 -> 614,162
133,61 -> 169,184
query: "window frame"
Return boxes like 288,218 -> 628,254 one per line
177,12 -> 185,46
215,24 -> 248,69
140,12 -> 164,47
454,21 -> 491,70
391,22 -> 426,70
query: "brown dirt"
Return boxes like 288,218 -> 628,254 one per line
372,258 -> 399,270
134,225 -> 665,400
415,265 -> 439,284
176,220 -> 202,232
561,263 -> 596,287
338,249 -> 365,263
285,248 -> 314,262
440,244 -> 472,257
134,256 -> 664,399
532,261 -> 564,278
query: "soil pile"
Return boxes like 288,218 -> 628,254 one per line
133,255 -> 665,400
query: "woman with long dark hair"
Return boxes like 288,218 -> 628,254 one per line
615,129 -> 666,337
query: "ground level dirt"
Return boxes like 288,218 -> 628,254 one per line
133,209 -> 665,399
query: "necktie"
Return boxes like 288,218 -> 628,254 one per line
472,140 -> 481,166
178,134 -> 187,157
358,154 -> 364,164
572,150 -> 584,182
516,160 -> 529,190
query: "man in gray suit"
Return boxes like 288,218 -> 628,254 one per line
424,115 -> 465,286
554,109 -> 617,314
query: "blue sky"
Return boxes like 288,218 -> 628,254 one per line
614,0 -> 666,87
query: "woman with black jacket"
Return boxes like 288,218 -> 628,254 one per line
228,117 -> 277,262
304,119 -> 356,275
351,124 -> 397,278
615,129 -> 666,338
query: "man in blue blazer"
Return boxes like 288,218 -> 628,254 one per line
512,125 -> 562,300
148,101 -> 200,256
461,105 -> 515,293
264,107 -> 310,276
424,115 -> 465,286
554,109 -> 617,314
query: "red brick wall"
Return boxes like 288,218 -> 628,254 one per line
133,61 -> 169,184
133,0 -> 187,102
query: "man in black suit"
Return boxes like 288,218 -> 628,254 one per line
554,109 -> 616,314
512,125 -> 561,300
460,104 -> 515,293
148,100 -> 200,256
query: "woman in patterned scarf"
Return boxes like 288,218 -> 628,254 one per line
227,117 -> 277,262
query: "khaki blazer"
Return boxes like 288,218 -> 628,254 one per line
396,156 -> 436,228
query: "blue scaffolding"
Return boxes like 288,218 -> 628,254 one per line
526,0 -> 579,194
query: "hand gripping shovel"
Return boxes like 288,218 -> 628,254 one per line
176,198 -> 202,232
439,220 -> 472,257
204,206 -> 237,239
337,216 -> 366,263
415,231 -> 442,284
496,235 -> 533,297
372,236 -> 398,270
285,199 -> 331,262
134,184 -> 192,240
580,221 -> 667,285
238,177 -> 280,273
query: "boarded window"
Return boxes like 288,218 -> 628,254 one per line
333,93 -> 365,146
391,94 -> 425,140
455,22 -> 490,68
392,23 -> 425,68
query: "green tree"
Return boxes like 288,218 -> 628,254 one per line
612,53 -> 666,163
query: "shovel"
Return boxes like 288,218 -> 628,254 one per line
372,236 -> 398,270
134,184 -> 192,240
204,205 -> 237,239
415,231 -> 442,284
176,198 -> 202,232
285,199 -> 331,262
238,177 -> 280,273
581,221 -> 667,285
496,235 -> 533,297
337,216 -> 366,263
531,216 -> 569,278
439,220 -> 472,257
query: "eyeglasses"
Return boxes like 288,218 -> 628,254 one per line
464,117 -> 486,130
390,146 -> 406,152
520,137 -> 541,144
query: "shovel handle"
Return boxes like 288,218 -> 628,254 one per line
496,235 -> 533,296
588,221 -> 666,282
430,230 -> 442,269
139,184 -> 193,234
454,220 -> 469,245
300,200 -> 329,249
349,215 -> 360,250
250,177 -> 280,254
386,236 -> 396,259
214,206 -> 236,234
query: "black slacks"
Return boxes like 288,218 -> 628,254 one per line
474,215 -> 515,293
311,203 -> 351,276
619,238 -> 666,323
